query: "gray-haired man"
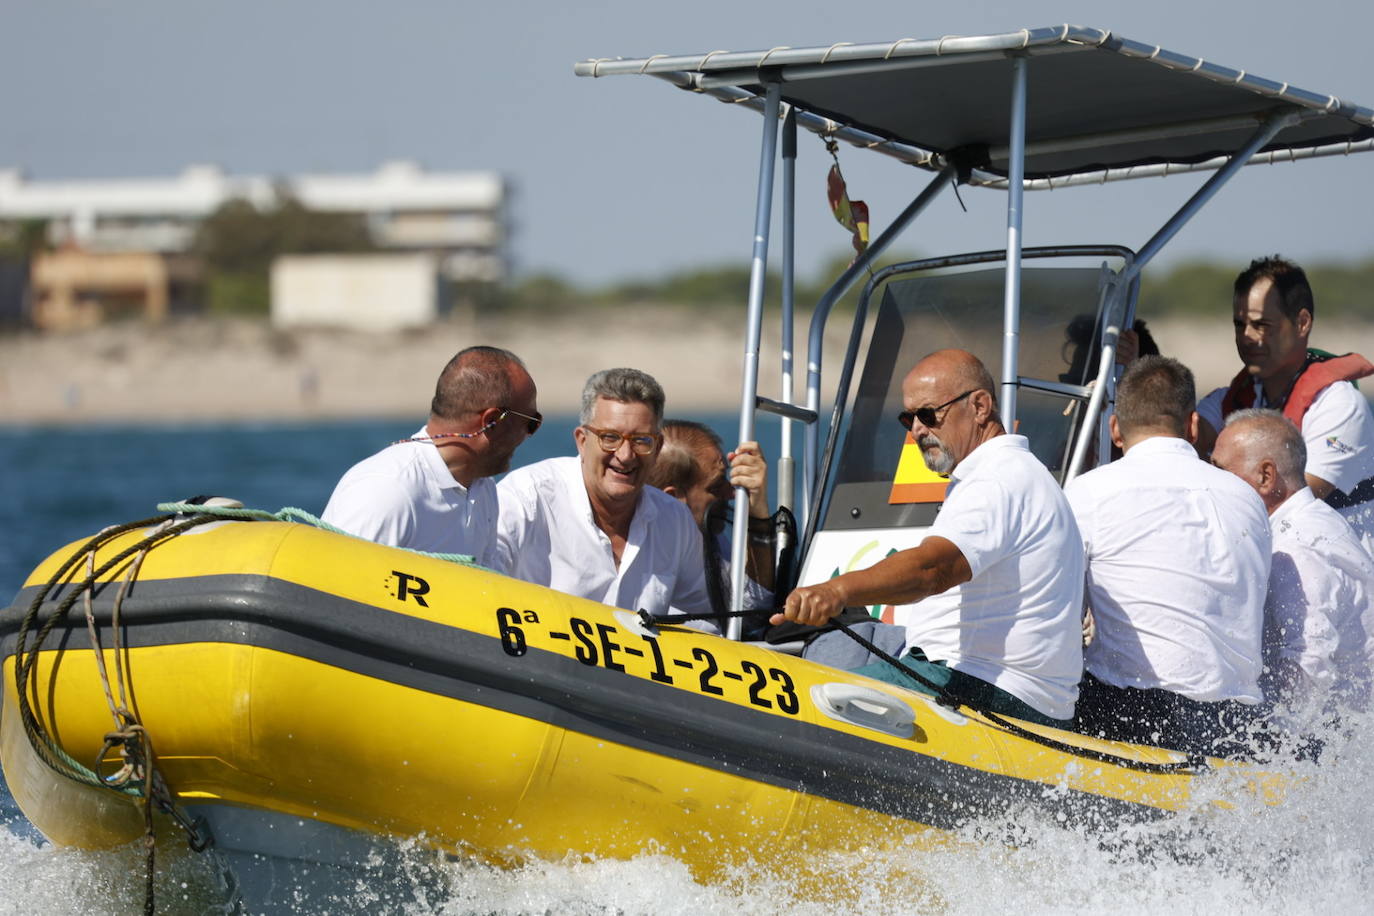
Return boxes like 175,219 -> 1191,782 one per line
1213,408 -> 1374,718
495,368 -> 714,623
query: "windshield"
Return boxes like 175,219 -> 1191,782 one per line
819,250 -> 1132,533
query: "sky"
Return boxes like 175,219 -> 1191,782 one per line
2,1 -> 1371,286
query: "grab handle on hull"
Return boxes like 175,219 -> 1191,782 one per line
810,683 -> 915,738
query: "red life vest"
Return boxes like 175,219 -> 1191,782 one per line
1220,350 -> 1374,427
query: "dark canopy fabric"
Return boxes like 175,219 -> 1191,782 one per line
576,26 -> 1374,181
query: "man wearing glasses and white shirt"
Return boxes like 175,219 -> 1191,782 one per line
495,368 -> 715,626
322,346 -> 541,570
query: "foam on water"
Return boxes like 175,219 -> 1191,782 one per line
3,721 -> 1370,914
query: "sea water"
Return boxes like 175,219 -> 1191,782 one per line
2,420 -> 1371,913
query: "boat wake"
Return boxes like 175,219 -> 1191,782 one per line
3,716 -> 1371,914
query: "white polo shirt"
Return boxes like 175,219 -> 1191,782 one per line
1064,436 -> 1271,703
888,434 -> 1085,720
495,457 -> 715,624
1266,486 -> 1374,709
1199,380 -> 1374,553
321,428 -> 503,569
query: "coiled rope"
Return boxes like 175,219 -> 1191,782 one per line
13,499 -> 483,914
645,606 -> 1208,775
15,513 -> 218,915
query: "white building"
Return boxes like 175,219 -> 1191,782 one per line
0,161 -> 506,284
271,253 -> 444,332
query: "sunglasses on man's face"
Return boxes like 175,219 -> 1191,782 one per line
897,389 -> 977,431
501,407 -> 543,435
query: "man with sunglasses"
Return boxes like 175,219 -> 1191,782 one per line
322,346 -> 540,569
495,368 -> 715,624
776,349 -> 1085,727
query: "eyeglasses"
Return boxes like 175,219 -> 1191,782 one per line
501,407 -> 543,435
581,425 -> 661,456
898,389 -> 977,430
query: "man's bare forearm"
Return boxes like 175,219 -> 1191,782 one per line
775,536 -> 972,627
830,538 -> 969,606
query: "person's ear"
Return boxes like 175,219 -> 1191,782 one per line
1295,307 -> 1313,339
1257,458 -> 1280,497
972,388 -> 994,422
662,484 -> 681,498
476,407 -> 504,435
1109,413 -> 1124,450
1185,411 -> 1200,445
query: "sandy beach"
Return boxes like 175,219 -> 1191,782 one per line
0,307 -> 851,425
3,309 -> 1372,425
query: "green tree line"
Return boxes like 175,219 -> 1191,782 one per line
1137,258 -> 1374,320
505,254 -> 1374,319
15,196 -> 1369,320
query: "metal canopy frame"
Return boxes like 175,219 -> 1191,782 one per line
575,27 -> 1374,637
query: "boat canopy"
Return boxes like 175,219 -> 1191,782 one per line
575,25 -> 1374,188
577,26 -> 1374,637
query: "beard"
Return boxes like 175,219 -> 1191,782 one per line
918,433 -> 955,475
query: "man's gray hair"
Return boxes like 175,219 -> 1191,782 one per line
430,346 -> 526,421
580,368 -> 666,425
1226,407 -> 1307,487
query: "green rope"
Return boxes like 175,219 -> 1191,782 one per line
154,502 -> 486,568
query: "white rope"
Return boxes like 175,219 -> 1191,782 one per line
757,46 -> 790,66
818,42 -> 852,64
636,54 -> 668,74
696,49 -> 732,69
882,39 -> 916,60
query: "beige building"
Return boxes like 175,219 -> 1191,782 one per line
29,250 -> 202,332
0,161 -> 507,329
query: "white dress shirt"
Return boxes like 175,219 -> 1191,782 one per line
1265,486 -> 1374,709
889,435 -> 1085,720
321,427 -> 503,569
712,530 -> 773,611
1199,381 -> 1374,554
1065,435 -> 1271,703
496,457 -> 715,624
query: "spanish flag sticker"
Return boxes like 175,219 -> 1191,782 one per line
888,431 -> 951,505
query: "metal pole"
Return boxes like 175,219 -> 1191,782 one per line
1127,110 -> 1298,279
801,165 -> 957,529
1065,111 -> 1298,481
779,107 -> 797,514
727,83 -> 782,640
1000,56 -> 1028,425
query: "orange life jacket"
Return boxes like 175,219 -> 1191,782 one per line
1220,349 -> 1374,427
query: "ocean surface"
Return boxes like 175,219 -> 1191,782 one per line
2,418 -> 1372,914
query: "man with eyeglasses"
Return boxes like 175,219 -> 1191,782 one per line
495,368 -> 714,625
322,346 -> 540,569
778,349 -> 1085,727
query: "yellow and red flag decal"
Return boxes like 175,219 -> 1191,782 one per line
888,431 -> 951,505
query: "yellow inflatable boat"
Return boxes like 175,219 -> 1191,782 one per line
7,22 -> 1362,910
1,513 -> 1271,888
